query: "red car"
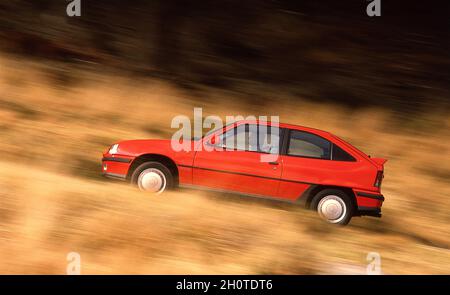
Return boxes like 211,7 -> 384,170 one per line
102,120 -> 386,225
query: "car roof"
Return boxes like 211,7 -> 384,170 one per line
279,122 -> 331,135
234,120 -> 333,137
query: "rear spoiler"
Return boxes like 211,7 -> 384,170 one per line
370,158 -> 388,169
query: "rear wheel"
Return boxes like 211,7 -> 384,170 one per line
311,189 -> 354,225
131,162 -> 174,194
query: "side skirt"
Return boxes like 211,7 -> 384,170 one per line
178,184 -> 298,205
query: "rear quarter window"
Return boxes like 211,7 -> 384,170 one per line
332,143 -> 356,162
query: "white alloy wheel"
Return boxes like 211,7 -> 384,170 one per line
317,195 -> 347,223
137,168 -> 167,194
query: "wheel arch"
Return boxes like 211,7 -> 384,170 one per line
299,185 -> 357,210
127,154 -> 179,185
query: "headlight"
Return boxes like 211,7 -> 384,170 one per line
109,144 -> 119,155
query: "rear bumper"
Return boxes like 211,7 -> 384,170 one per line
354,190 -> 384,217
357,206 -> 382,217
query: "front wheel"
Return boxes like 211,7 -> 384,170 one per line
131,162 -> 174,194
311,189 -> 354,225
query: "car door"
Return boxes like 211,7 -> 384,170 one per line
277,129 -> 360,200
192,122 -> 282,197
276,129 -> 333,200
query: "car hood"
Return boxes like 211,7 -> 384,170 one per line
113,139 -> 196,157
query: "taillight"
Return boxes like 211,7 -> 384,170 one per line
374,170 -> 384,188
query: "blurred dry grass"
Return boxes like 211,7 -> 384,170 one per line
0,54 -> 449,274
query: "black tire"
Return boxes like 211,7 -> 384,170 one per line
130,161 -> 174,193
310,189 -> 354,225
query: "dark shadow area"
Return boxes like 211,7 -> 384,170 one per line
0,0 -> 448,113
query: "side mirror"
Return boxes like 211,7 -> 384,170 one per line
210,136 -> 221,146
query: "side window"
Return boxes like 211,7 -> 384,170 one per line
221,124 -> 280,153
332,143 -> 356,162
221,124 -> 257,151
287,130 -> 331,159
257,124 -> 280,154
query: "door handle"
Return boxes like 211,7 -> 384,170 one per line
268,161 -> 279,165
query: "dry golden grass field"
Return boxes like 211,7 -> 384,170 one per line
0,55 -> 449,274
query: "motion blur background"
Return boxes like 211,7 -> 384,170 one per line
0,0 -> 449,274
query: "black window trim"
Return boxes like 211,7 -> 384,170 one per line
206,125 -> 357,162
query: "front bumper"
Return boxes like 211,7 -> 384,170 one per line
103,172 -> 127,181
101,155 -> 133,180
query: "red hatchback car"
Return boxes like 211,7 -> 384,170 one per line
102,120 -> 386,225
